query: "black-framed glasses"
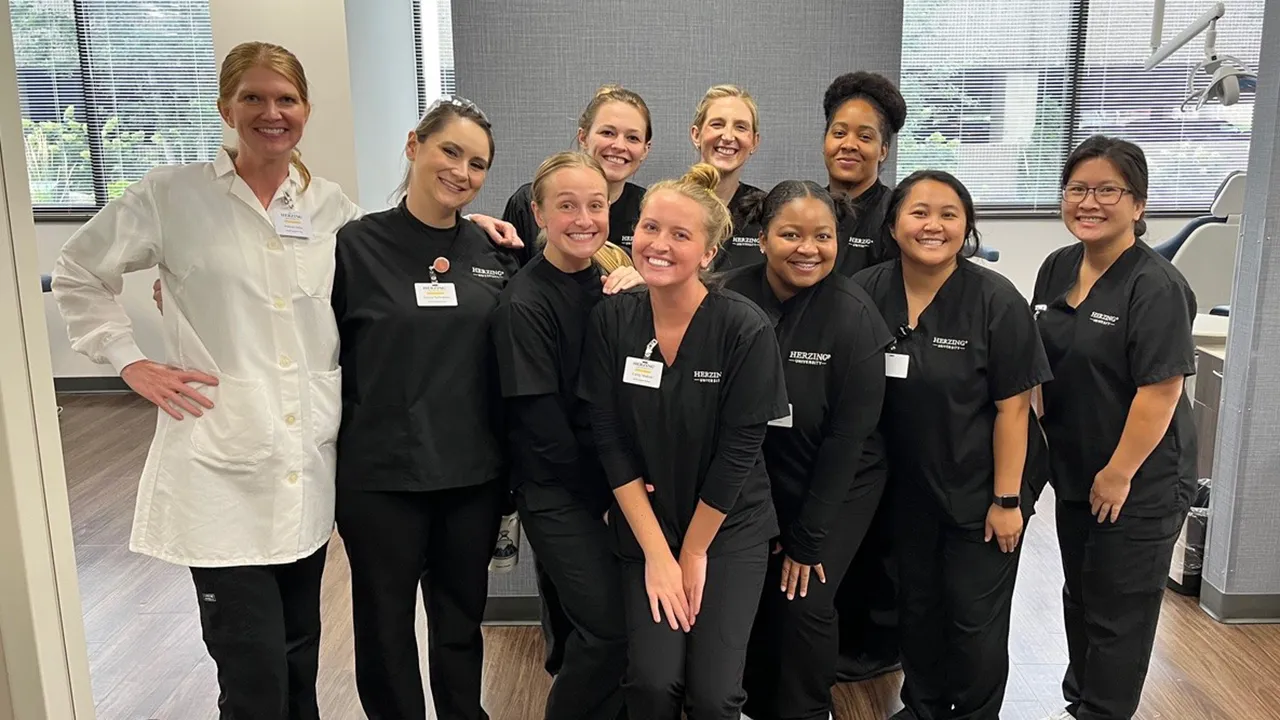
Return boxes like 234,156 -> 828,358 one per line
1062,185 -> 1131,205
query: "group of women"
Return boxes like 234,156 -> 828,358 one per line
50,38 -> 1198,720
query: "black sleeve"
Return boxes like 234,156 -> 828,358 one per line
509,394 -> 581,486
987,290 -> 1053,401
579,303 -> 643,488
1031,252 -> 1057,307
588,401 -> 643,490
1127,278 -> 1197,386
330,240 -> 347,322
698,423 -> 769,513
502,188 -> 539,266
700,322 -> 788,511
491,300 -> 559,398
785,347 -> 886,565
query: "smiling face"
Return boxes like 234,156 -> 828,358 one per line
406,116 -> 491,215
578,101 -> 651,185
891,179 -> 968,270
761,196 -> 839,298
1061,157 -> 1145,247
691,97 -> 758,176
533,165 -> 610,269
823,97 -> 888,194
632,189 -> 717,288
219,66 -> 310,163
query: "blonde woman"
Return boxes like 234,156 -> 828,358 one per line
689,84 -> 764,271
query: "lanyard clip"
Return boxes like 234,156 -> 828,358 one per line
643,339 -> 658,361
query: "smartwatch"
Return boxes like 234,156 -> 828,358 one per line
993,494 -> 1020,509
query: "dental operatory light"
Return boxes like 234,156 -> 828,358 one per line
1145,0 -> 1257,112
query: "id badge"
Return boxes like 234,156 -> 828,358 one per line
271,207 -> 313,239
415,282 -> 459,307
623,357 -> 663,388
885,353 -> 909,379
768,403 -> 794,428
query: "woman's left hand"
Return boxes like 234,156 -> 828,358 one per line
602,266 -> 644,294
985,505 -> 1025,554
678,547 -> 709,621
775,542 -> 825,600
467,213 -> 524,249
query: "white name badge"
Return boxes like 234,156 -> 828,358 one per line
415,282 -> 458,307
768,404 -> 794,428
623,357 -> 663,388
885,353 -> 910,379
271,207 -> 313,239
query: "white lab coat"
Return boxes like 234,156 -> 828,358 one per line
52,148 -> 363,568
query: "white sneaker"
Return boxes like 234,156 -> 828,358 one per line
488,511 -> 520,573
1041,711 -> 1074,720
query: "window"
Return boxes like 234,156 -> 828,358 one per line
11,0 -> 223,217
898,0 -> 1263,213
413,0 -> 457,118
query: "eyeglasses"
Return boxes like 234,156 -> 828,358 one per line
423,95 -> 488,122
1062,185 -> 1131,205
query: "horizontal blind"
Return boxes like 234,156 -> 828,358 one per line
11,0 -> 222,213
414,0 -> 457,117
1074,0 -> 1262,212
898,0 -> 1078,211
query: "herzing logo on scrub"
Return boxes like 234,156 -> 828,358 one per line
1090,311 -> 1119,327
847,236 -> 873,248
789,350 -> 831,366
471,267 -> 507,280
932,337 -> 968,350
693,370 -> 723,383
730,236 -> 758,248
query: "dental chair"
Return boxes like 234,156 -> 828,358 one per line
1153,171 -> 1246,313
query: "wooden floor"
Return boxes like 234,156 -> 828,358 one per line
58,393 -> 1280,720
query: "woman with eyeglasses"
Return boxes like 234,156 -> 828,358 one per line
854,170 -> 1051,720
1032,136 -> 1197,720
689,84 -> 765,272
331,97 -> 519,720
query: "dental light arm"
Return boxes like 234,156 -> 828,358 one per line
1145,1 -> 1224,71
1144,1 -> 1255,109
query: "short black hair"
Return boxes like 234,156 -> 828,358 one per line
740,180 -> 855,234
822,72 -> 908,143
1062,135 -> 1150,237
887,170 -> 982,258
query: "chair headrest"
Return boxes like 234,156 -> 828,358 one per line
1211,171 -> 1247,218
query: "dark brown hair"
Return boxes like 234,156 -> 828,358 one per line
888,170 -> 982,258
1061,135 -> 1150,237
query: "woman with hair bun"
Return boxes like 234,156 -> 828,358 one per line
689,84 -> 765,271
722,181 -> 893,720
577,163 -> 788,719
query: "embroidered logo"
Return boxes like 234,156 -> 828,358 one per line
1033,303 -> 1047,319
1090,311 -> 1119,327
932,337 -> 968,351
620,235 -> 634,247
471,266 -> 507,280
693,370 -> 723,384
730,236 -> 758,248
789,350 -> 832,366
200,593 -> 217,603
847,236 -> 873,248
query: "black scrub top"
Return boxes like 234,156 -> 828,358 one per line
578,288 -> 788,559
854,257 -> 1053,528
724,264 -> 893,564
1032,241 -> 1198,516
833,180 -> 898,278
714,181 -> 765,272
491,254 -> 605,499
502,181 -> 646,265
332,201 -> 520,492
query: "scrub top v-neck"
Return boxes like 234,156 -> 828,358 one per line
854,257 -> 1052,528
1032,240 -> 1198,516
502,181 -> 646,265
833,180 -> 897,278
332,201 -> 521,492
724,264 -> 893,563
714,181 -> 765,272
578,288 -> 788,559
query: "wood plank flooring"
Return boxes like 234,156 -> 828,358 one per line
57,393 -> 1280,719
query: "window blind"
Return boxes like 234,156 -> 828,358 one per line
414,0 -> 457,118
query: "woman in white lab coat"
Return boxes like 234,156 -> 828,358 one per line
52,41 -> 359,719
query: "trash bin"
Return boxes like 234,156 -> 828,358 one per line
1168,478 -> 1211,596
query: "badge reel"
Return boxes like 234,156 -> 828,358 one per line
271,193 -> 313,240
415,257 -> 459,307
623,339 -> 663,389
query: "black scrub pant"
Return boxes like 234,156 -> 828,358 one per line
622,543 -> 769,720
835,468 -> 900,680
895,502 -> 1023,720
1055,500 -> 1185,720
189,543 -> 328,720
516,478 -> 627,720
335,480 -> 504,720
743,498 -> 871,720
536,557 -> 574,675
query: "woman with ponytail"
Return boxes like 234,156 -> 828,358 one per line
722,181 -> 893,720
577,163 -> 788,719
52,41 -> 360,717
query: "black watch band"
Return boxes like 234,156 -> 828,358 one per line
993,494 -> 1020,509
